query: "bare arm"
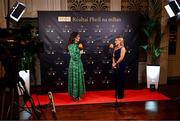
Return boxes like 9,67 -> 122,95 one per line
115,47 -> 126,65
112,50 -> 116,68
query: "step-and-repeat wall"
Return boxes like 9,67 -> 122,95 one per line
38,11 -> 141,92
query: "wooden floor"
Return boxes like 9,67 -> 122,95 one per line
21,80 -> 180,120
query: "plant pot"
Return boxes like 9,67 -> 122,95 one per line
17,70 -> 30,95
146,65 -> 160,90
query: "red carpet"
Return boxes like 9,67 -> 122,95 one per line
28,89 -> 170,106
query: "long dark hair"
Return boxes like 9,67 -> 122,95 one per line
65,32 -> 79,51
68,32 -> 79,45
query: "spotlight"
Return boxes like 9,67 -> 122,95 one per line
164,0 -> 180,18
9,1 -> 26,22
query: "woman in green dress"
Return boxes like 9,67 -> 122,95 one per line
67,32 -> 85,101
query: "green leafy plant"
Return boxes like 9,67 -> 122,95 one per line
20,53 -> 33,70
140,0 -> 164,65
15,23 -> 35,70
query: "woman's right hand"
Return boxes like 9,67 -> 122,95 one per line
112,63 -> 116,69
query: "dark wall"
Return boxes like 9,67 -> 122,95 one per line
38,11 -> 141,92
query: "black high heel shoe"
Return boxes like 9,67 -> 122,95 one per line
72,97 -> 80,102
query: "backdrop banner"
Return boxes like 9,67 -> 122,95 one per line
38,11 -> 141,92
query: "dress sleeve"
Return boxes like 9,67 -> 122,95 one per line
68,44 -> 81,61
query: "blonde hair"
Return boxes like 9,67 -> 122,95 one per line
115,36 -> 124,47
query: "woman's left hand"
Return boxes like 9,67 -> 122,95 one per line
78,43 -> 83,50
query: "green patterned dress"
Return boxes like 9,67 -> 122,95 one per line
68,43 -> 85,98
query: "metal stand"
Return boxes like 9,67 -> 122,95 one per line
1,87 -> 17,120
0,56 -> 40,120
17,77 -> 41,119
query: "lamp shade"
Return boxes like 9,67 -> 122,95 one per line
165,0 -> 180,18
9,1 -> 26,22
18,70 -> 30,95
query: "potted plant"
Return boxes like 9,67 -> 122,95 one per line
15,23 -> 35,94
140,0 -> 164,90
